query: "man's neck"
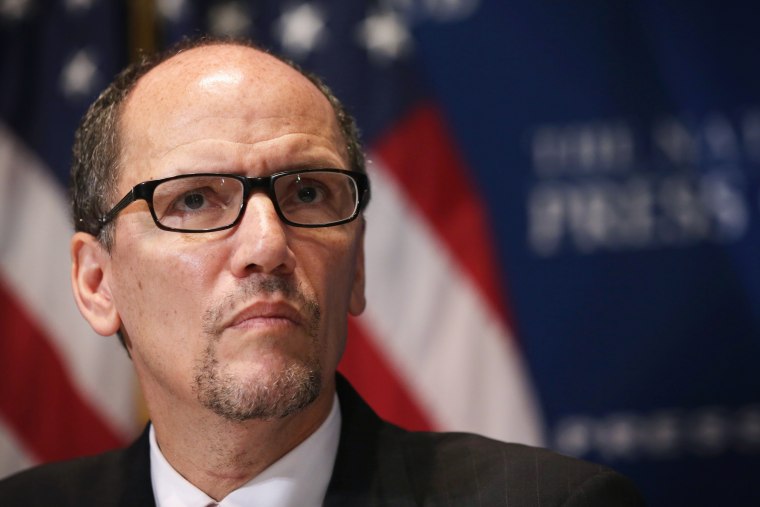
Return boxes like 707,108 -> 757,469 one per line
146,383 -> 336,501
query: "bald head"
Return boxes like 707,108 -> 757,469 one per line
119,45 -> 347,192
123,45 -> 336,140
71,38 -> 364,248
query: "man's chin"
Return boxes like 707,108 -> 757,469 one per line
194,361 -> 322,422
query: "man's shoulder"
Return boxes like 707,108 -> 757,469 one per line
334,375 -> 645,506
398,428 -> 597,471
0,449 -> 122,505
0,429 -> 153,507
389,429 -> 645,506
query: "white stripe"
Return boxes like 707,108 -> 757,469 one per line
0,423 -> 34,479
0,123 -> 137,440
361,159 -> 545,445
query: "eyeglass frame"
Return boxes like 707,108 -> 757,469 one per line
96,168 -> 371,234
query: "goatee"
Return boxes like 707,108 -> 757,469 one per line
194,276 -> 322,421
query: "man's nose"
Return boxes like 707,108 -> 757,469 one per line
228,193 -> 296,277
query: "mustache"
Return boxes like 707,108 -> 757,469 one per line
202,276 -> 321,337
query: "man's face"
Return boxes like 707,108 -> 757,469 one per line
99,45 -> 365,421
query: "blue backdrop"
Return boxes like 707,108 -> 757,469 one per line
414,1 -> 760,504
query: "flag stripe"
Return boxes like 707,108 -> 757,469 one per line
0,417 -> 33,479
339,318 -> 433,431
372,102 -> 513,326
0,124 -> 136,440
361,160 -> 544,444
0,280 -> 125,462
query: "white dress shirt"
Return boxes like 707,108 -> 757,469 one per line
149,395 -> 341,507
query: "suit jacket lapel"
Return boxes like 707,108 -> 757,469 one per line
324,374 -> 417,507
117,425 -> 156,507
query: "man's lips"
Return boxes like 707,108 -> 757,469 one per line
225,302 -> 306,330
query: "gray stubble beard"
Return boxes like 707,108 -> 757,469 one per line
193,277 -> 323,422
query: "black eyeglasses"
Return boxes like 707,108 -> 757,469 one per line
98,169 -> 370,233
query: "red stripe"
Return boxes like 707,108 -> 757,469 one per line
0,279 -> 126,463
338,318 -> 433,431
372,102 -> 515,328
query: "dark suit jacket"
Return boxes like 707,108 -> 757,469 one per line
0,375 -> 644,506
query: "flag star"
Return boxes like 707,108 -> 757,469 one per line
422,0 -> 480,21
208,1 -> 251,37
157,0 -> 186,22
274,3 -> 327,59
356,10 -> 413,63
60,49 -> 99,99
65,0 -> 94,11
0,0 -> 33,20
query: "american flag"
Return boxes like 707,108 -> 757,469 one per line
0,0 -> 542,477
0,0 -> 139,472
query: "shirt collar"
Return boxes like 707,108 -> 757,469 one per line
150,394 -> 341,507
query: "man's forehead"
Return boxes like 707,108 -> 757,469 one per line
115,43 -> 346,183
120,43 -> 337,141
129,44 -> 318,106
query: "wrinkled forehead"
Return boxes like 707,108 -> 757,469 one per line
117,44 -> 344,177
128,44 -> 328,111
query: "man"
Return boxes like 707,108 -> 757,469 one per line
0,38 -> 644,506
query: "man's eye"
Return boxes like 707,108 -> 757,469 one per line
182,192 -> 206,210
170,188 -> 218,213
296,186 -> 322,204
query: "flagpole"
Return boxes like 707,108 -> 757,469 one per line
128,0 -> 158,62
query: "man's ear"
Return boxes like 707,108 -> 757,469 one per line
349,218 -> 367,316
71,232 -> 121,336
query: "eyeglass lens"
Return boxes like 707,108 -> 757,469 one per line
151,172 -> 359,231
